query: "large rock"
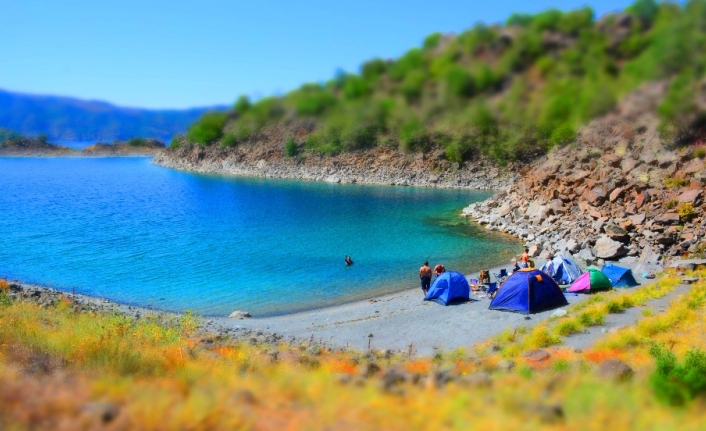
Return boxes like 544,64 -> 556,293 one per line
655,212 -> 681,225
604,224 -> 628,240
677,189 -> 702,204
582,189 -> 603,206
667,259 -> 706,271
609,187 -> 625,202
682,159 -> 704,175
598,359 -> 633,381
525,202 -> 552,223
629,213 -> 646,225
522,349 -> 551,362
594,235 -> 627,259
621,158 -> 639,173
229,310 -> 251,319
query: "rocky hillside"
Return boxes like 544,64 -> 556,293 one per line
0,137 -> 77,156
463,82 -> 705,268
155,127 -> 516,189
0,137 -> 165,156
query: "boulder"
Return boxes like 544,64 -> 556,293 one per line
667,259 -> 706,271
629,213 -> 646,225
621,158 -> 639,173
682,159 -> 704,175
604,224 -> 628,240
609,187 -> 625,202
597,359 -> 633,381
677,189 -> 702,204
635,191 -> 650,209
655,213 -> 681,225
594,236 -> 627,259
522,349 -> 551,362
229,310 -> 252,319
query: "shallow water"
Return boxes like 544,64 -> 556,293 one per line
0,158 -> 522,316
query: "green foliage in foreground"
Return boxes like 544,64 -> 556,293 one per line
183,0 -> 706,163
650,344 -> 706,406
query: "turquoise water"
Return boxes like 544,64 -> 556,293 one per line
0,158 -> 522,316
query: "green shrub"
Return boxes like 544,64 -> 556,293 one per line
550,123 -> 576,145
234,95 -> 251,113
37,134 -> 48,144
294,84 -> 337,116
389,48 -> 424,81
400,70 -> 426,102
169,137 -> 181,149
127,137 -> 146,147
360,58 -> 387,81
399,120 -> 430,153
221,133 -> 237,148
187,112 -> 228,146
677,202 -> 697,221
664,177 -> 688,189
284,137 -> 298,157
342,75 -> 372,100
423,32 -> 442,51
692,146 -> 706,158
649,344 -> 706,405
445,67 -> 475,97
664,199 -> 679,210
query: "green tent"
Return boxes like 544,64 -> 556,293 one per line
567,267 -> 612,293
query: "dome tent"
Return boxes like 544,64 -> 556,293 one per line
567,267 -> 612,293
489,268 -> 568,314
540,256 -> 583,285
424,271 -> 470,305
601,263 -> 640,288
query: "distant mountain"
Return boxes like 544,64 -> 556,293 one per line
0,89 -> 227,142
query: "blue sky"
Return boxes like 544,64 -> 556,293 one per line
0,0 -> 635,109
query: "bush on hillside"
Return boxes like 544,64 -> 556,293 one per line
446,67 -> 475,98
284,136 -> 298,157
649,344 -> 706,405
399,120 -> 430,153
128,137 -> 146,147
187,112 -> 228,146
400,70 -> 426,102
234,95 -> 251,113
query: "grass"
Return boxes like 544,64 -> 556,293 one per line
1,272 -> 706,429
487,272 -> 682,357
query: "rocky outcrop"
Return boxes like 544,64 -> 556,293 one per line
462,82 -> 706,266
154,129 -> 517,189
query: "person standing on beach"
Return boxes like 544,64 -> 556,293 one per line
433,264 -> 445,278
419,261 -> 432,295
520,248 -> 530,268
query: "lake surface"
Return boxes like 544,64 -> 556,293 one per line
0,158 -> 522,317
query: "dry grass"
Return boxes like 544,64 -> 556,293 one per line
0,272 -> 705,430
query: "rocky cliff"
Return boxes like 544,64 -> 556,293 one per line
462,82 -> 706,268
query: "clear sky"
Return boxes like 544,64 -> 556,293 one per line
0,0 -> 635,109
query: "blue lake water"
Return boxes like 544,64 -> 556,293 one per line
0,157 -> 522,317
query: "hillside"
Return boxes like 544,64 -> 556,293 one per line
176,0 -> 706,166
0,89 -> 224,142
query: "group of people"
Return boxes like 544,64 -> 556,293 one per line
417,247 -> 531,296
418,261 -> 446,295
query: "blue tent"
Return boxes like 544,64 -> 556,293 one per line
424,271 -> 470,305
601,263 -> 640,288
489,268 -> 568,314
540,256 -> 583,285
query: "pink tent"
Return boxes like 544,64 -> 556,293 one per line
567,268 -> 612,293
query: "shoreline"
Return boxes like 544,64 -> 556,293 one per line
4,255 -> 660,356
153,145 -> 519,190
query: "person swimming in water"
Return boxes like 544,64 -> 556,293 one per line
345,255 -> 354,266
